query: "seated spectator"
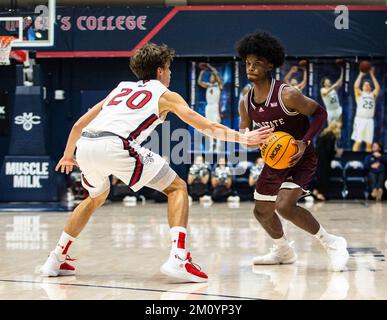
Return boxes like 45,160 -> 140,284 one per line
68,166 -> 88,201
364,142 -> 387,201
211,157 -> 233,202
109,176 -> 139,201
249,157 -> 265,187
313,120 -> 343,201
187,155 -> 210,201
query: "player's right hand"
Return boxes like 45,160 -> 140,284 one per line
244,126 -> 274,145
55,156 -> 78,175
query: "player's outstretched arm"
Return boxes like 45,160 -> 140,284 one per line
197,70 -> 209,89
297,67 -> 307,90
284,66 -> 297,85
159,91 -> 273,146
208,64 -> 224,90
370,67 -> 380,97
55,98 -> 106,174
238,99 -> 260,150
354,72 -> 364,97
331,69 -> 344,91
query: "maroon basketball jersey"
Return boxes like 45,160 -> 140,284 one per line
244,79 -> 311,145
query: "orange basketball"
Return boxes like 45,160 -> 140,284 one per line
359,60 -> 371,73
260,131 -> 298,169
298,59 -> 308,67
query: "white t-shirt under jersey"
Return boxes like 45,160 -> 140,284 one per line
355,91 -> 376,119
85,80 -> 168,143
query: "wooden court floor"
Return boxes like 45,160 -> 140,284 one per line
0,200 -> 386,300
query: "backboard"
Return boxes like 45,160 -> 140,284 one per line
0,0 -> 55,48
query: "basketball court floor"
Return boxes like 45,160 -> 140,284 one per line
0,200 -> 385,300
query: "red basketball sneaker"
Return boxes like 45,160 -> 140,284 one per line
40,252 -> 76,277
160,252 -> 208,283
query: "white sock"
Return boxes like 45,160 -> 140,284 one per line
273,234 -> 289,249
53,231 -> 75,261
170,226 -> 187,259
314,225 -> 334,245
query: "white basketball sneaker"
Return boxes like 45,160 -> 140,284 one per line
160,252 -> 208,283
252,243 -> 297,265
40,252 -> 76,277
322,236 -> 349,272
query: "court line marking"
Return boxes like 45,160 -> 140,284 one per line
0,279 -> 259,300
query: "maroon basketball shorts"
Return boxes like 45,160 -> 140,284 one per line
254,150 -> 318,201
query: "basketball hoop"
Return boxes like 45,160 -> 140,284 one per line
0,36 -> 15,65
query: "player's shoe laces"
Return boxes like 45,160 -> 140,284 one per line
252,242 -> 297,265
40,251 -> 76,277
322,236 -> 349,272
161,252 -> 208,283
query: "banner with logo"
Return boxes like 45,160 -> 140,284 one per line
189,61 -> 233,154
33,7 -> 387,57
8,86 -> 46,155
0,85 -> 59,202
233,58 -> 386,152
0,156 -> 58,201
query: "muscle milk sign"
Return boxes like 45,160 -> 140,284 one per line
5,161 -> 49,188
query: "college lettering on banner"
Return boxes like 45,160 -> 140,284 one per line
60,15 -> 147,31
43,7 -> 172,53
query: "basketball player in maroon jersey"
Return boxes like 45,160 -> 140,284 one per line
237,32 -> 349,271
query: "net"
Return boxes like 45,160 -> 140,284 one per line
0,36 -> 15,65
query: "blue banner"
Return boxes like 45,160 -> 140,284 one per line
35,6 -> 387,57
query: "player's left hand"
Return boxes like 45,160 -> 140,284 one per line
55,156 -> 78,174
288,140 -> 307,167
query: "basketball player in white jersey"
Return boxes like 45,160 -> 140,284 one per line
197,63 -> 224,152
284,65 -> 307,91
320,69 -> 344,124
352,67 -> 380,152
39,43 -> 273,283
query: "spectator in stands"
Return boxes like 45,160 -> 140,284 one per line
187,155 -> 210,201
313,120 -> 343,201
364,142 -> 387,201
211,157 -> 233,202
249,157 -> 265,187
109,176 -> 135,201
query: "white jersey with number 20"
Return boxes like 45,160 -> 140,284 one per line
85,80 -> 168,143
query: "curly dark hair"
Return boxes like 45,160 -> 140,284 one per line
130,42 -> 175,80
236,32 -> 285,68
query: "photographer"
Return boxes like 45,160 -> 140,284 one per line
187,155 -> 210,201
211,157 -> 233,202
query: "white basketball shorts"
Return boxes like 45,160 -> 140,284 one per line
351,116 -> 374,144
75,136 -> 176,198
327,106 -> 342,124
